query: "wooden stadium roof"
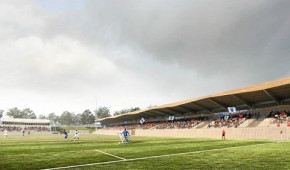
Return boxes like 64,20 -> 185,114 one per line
97,77 -> 290,123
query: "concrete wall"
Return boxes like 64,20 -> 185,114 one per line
95,127 -> 290,140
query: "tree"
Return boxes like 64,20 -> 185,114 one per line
6,107 -> 25,118
38,115 -> 47,119
72,113 -> 81,124
0,110 -> 4,118
114,107 -> 140,116
130,107 -> 140,112
80,110 -> 95,124
6,107 -> 36,119
59,111 -> 74,126
22,108 -> 36,119
94,107 -> 111,119
48,113 -> 59,123
147,105 -> 157,108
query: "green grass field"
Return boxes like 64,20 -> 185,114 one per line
0,134 -> 290,170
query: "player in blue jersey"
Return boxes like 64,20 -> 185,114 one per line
122,128 -> 130,143
63,129 -> 69,141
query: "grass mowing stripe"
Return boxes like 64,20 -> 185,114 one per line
42,141 -> 275,170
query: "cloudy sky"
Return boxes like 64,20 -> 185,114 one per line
0,0 -> 289,116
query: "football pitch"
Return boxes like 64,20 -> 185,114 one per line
0,134 -> 290,170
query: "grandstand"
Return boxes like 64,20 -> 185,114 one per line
0,118 -> 51,134
96,77 -> 290,140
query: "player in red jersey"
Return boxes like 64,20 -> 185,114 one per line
222,129 -> 226,140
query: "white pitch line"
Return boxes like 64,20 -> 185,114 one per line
96,150 -> 126,160
42,142 -> 275,170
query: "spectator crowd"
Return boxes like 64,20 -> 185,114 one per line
105,119 -> 201,130
207,117 -> 246,128
269,110 -> 290,124
155,119 -> 201,129
0,126 -> 50,132
103,109 -> 290,130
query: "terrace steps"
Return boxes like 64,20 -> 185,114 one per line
257,118 -> 275,127
196,121 -> 211,129
247,118 -> 264,127
238,119 -> 255,128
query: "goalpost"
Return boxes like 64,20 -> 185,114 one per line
69,130 -> 90,134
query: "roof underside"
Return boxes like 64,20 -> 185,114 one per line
98,77 -> 290,124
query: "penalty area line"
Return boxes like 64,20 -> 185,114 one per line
96,150 -> 126,160
42,142 -> 274,170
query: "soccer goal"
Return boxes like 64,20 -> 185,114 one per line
70,130 -> 90,134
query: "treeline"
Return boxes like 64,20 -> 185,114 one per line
0,106 -> 148,126
113,107 -> 140,116
1,108 -> 36,119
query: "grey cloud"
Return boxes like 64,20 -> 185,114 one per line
0,0 -> 289,115
38,0 -> 290,94
42,0 -> 290,82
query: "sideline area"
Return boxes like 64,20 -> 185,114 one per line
95,127 -> 290,140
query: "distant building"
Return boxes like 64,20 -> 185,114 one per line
0,118 -> 51,133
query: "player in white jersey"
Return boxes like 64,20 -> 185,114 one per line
74,130 -> 80,143
4,129 -> 8,139
117,129 -> 124,144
